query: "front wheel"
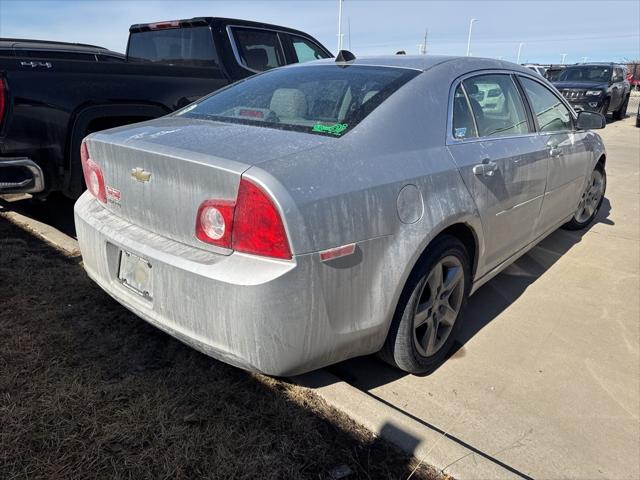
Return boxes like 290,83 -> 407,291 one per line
612,95 -> 629,120
563,165 -> 606,230
380,235 -> 470,374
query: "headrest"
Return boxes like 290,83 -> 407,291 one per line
245,49 -> 269,70
270,88 -> 308,119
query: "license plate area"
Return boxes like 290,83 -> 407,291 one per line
118,250 -> 153,300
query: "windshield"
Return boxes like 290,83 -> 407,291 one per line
558,66 -> 612,83
176,65 -> 420,137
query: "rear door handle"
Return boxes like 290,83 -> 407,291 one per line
473,159 -> 498,176
549,146 -> 563,157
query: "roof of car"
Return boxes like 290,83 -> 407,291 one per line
300,54 -> 535,75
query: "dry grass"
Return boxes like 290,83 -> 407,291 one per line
0,216 -> 440,480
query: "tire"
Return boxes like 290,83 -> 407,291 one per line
600,98 -> 610,117
562,164 -> 606,230
612,95 -> 629,120
380,235 -> 471,374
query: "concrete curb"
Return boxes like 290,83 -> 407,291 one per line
294,370 -> 522,480
0,200 -> 80,257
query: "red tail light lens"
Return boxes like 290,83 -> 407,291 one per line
232,179 -> 292,260
195,178 -> 292,260
80,141 -> 106,203
195,200 -> 234,248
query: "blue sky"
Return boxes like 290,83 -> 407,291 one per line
0,0 -> 638,64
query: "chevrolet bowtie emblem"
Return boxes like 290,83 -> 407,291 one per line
130,167 -> 151,183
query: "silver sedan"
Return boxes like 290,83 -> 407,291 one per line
74,55 -> 607,375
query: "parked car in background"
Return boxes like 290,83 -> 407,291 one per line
75,55 -> 607,376
0,17 -> 331,198
552,63 -> 630,119
544,64 -> 566,82
523,63 -> 547,76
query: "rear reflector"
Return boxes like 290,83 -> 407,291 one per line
319,243 -> 356,262
80,142 -> 106,203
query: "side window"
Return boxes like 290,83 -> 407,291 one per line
519,77 -> 573,133
462,74 -> 530,138
232,28 -> 285,71
290,35 -> 328,63
452,84 -> 477,139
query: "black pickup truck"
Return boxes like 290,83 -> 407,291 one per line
0,17 -> 331,198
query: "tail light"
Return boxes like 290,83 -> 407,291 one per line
195,178 -> 292,260
80,141 -> 106,203
0,78 -> 6,127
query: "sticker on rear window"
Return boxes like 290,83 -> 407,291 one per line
312,123 -> 348,136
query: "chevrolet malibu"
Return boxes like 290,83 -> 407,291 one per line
74,55 -> 607,375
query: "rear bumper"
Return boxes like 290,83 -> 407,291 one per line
74,192 -> 390,376
0,157 -> 45,194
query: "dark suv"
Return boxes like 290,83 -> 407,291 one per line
552,63 -> 630,120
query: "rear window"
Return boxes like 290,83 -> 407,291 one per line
127,26 -> 218,66
176,65 -> 419,137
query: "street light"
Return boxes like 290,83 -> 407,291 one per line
516,42 -> 524,64
337,0 -> 344,51
561,53 -> 567,65
466,19 -> 477,57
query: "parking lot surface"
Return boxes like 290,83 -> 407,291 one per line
329,111 -> 640,479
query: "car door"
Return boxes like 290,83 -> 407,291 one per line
517,75 -> 589,235
610,67 -> 624,110
447,73 -> 548,274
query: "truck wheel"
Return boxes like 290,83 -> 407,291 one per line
600,98 -> 610,117
612,95 -> 629,120
380,235 -> 470,374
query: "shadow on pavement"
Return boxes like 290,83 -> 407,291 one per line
0,193 -> 77,237
330,197 -> 613,390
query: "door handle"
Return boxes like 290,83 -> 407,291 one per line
472,158 -> 498,176
549,146 -> 563,157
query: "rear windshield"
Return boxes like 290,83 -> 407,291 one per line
127,26 -> 218,67
175,65 -> 420,137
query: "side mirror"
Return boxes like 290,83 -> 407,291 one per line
576,110 -> 606,130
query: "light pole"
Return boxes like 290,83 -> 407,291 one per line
337,0 -> 344,51
561,53 -> 567,65
516,42 -> 524,64
466,19 -> 477,57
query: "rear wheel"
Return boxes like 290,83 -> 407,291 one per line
381,235 -> 470,374
563,164 -> 606,230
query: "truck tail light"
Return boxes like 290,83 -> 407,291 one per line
0,78 -> 6,127
195,178 -> 292,260
80,141 -> 106,204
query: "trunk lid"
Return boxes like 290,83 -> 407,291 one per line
86,117 -> 330,252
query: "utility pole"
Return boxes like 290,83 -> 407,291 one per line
561,53 -> 567,65
466,19 -> 477,56
337,0 -> 344,51
348,16 -> 351,50
516,42 -> 524,64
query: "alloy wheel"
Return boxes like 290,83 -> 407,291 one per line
575,169 -> 604,224
413,255 -> 465,357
